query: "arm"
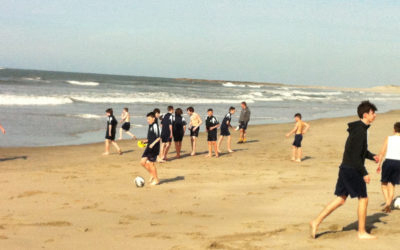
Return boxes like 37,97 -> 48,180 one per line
302,122 -> 310,134
286,123 -> 298,137
0,124 -> 5,134
194,114 -> 202,130
108,124 -> 112,136
149,137 -> 161,148
169,124 -> 173,138
376,137 -> 389,173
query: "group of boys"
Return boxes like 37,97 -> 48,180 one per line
103,102 -> 251,185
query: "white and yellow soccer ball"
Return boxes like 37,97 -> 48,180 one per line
394,197 -> 400,209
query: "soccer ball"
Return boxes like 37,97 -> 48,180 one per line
394,197 -> 400,209
134,176 -> 145,188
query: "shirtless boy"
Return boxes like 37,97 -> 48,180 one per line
187,107 -> 202,156
286,113 -> 310,162
118,107 -> 137,140
310,101 -> 379,240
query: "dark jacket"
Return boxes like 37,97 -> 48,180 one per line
239,107 -> 251,123
341,120 -> 375,176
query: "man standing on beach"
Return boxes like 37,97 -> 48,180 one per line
187,107 -> 202,156
310,101 -> 379,240
238,102 -> 250,143
0,123 -> 5,135
159,106 -> 174,162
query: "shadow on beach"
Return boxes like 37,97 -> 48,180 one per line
316,212 -> 388,238
159,176 -> 185,185
0,156 -> 28,162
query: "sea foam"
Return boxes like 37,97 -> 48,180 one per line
67,80 -> 99,86
0,94 -> 73,106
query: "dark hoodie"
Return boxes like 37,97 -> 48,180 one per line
341,120 -> 375,176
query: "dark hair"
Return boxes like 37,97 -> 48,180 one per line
229,106 -> 236,111
175,108 -> 183,116
207,108 -> 213,112
394,122 -> 400,133
123,107 -> 128,112
294,113 -> 302,119
153,108 -> 160,114
106,108 -> 113,115
187,107 -> 194,112
167,106 -> 174,111
147,112 -> 155,118
241,101 -> 247,107
357,101 -> 377,118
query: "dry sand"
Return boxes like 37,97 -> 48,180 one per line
1,110 -> 400,249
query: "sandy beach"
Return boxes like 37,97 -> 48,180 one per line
1,110 -> 400,249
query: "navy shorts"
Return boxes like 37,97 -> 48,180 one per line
334,165 -> 367,198
122,122 -> 130,131
173,132 -> 184,142
190,127 -> 199,137
381,159 -> 400,185
208,129 -> 217,142
239,121 -> 248,130
105,130 -> 116,141
142,143 -> 160,162
161,130 -> 171,143
220,127 -> 230,136
293,134 -> 303,147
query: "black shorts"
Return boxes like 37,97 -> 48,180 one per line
208,129 -> 217,142
381,159 -> 400,185
190,127 -> 199,137
105,130 -> 116,141
334,165 -> 367,198
173,132 -> 184,142
293,134 -> 303,147
220,127 -> 230,136
161,130 -> 171,143
122,122 -> 130,131
239,121 -> 248,130
142,143 -> 160,162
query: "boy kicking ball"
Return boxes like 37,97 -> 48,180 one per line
140,112 -> 161,185
310,101 -> 379,240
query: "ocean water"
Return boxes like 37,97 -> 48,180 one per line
1,68 -> 399,147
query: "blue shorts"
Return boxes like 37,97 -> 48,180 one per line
161,130 -> 171,143
220,127 -> 230,136
190,127 -> 199,137
381,159 -> 400,185
293,134 -> 303,147
122,122 -> 130,131
208,129 -> 217,141
142,143 -> 160,162
334,165 -> 367,198
239,121 -> 248,130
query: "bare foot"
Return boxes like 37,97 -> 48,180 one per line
295,159 -> 301,163
132,136 -> 137,140
205,154 -> 212,158
118,151 -> 123,155
217,150 -> 222,154
149,177 -> 154,183
358,232 -> 376,239
102,152 -> 110,156
382,204 -> 391,213
190,152 -> 196,156
228,149 -> 234,153
215,155 -> 219,158
150,180 -> 160,186
175,155 -> 180,159
157,159 -> 166,163
309,220 -> 318,239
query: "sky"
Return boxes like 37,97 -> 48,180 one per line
0,0 -> 399,87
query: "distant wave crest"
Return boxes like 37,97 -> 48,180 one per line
0,94 -> 73,106
67,80 -> 99,86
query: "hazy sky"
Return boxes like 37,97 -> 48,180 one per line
1,0 -> 399,87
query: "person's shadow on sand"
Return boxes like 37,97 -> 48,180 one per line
159,176 -> 185,185
316,212 -> 388,238
0,156 -> 28,162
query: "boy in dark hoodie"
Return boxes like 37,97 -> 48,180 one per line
310,101 -> 379,240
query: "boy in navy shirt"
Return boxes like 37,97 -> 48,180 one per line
217,107 -> 235,153
173,108 -> 187,158
159,106 -> 174,162
140,112 -> 161,185
103,108 -> 122,155
310,101 -> 379,239
205,108 -> 220,158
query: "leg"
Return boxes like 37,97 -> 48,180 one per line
358,197 -> 376,239
103,139 -> 110,155
111,141 -> 122,154
227,135 -> 233,152
177,141 -> 182,157
291,146 -> 296,161
217,136 -> 224,153
243,130 -> 247,142
146,162 -> 159,185
384,183 -> 394,213
381,182 -> 390,211
164,142 -> 171,160
158,143 -> 166,162
191,137 -> 197,156
310,195 -> 347,238
213,142 -> 219,157
297,147 -> 303,161
126,131 -> 136,139
118,128 -> 123,140
206,142 -> 212,157
239,129 -> 244,142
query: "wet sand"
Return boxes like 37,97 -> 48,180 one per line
1,110 -> 400,249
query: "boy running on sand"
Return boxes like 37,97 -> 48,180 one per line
118,107 -> 137,140
103,108 -> 122,155
217,107 -> 236,153
238,102 -> 250,143
159,106 -> 174,162
286,113 -> 310,162
187,107 -> 202,156
376,122 -> 400,213
205,108 -> 220,158
310,101 -> 379,240
173,108 -> 187,158
140,112 -> 161,185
